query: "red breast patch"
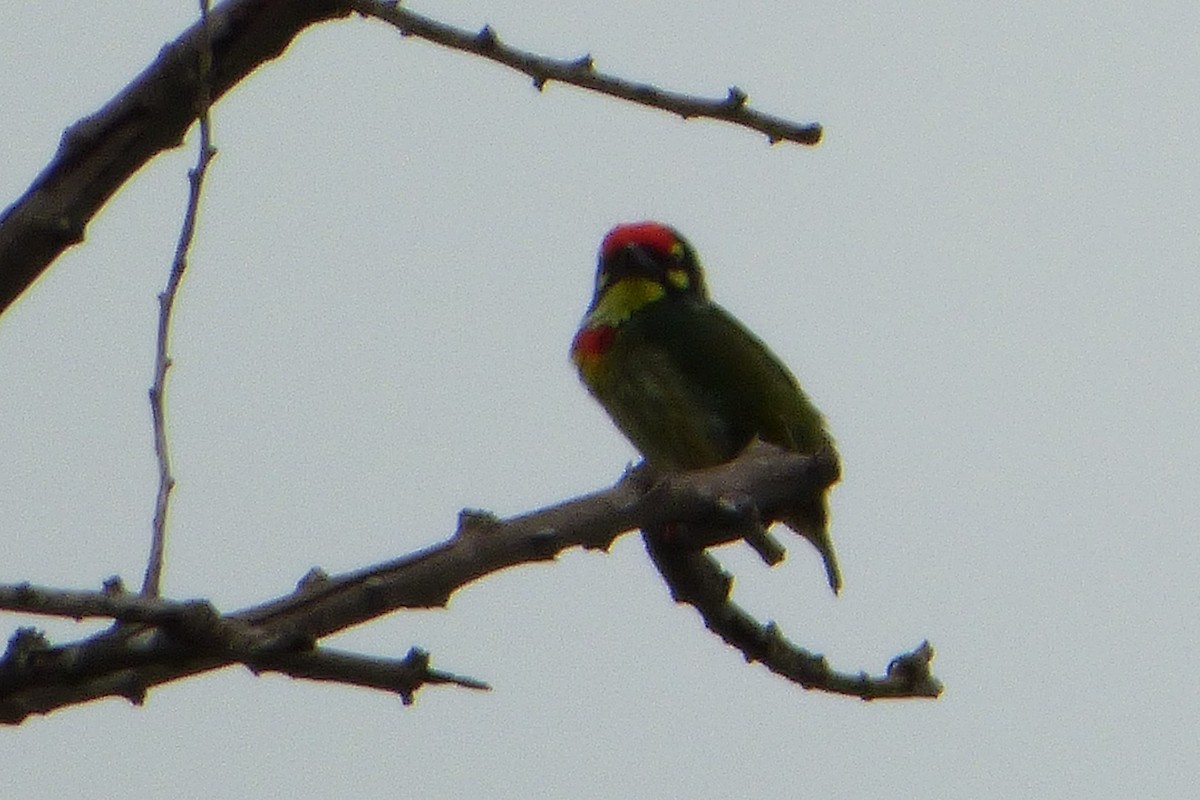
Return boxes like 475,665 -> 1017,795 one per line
571,325 -> 616,358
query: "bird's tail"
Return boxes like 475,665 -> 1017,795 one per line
783,498 -> 842,594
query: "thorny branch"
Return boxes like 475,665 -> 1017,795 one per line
1,444 -> 940,724
349,0 -> 823,146
645,538 -> 941,700
0,0 -> 823,317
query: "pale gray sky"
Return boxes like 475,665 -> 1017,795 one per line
2,1 -> 1197,797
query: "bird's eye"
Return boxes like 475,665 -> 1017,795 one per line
666,267 -> 690,291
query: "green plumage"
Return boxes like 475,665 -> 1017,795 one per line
592,299 -> 829,469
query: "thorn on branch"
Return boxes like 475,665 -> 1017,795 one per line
3,628 -> 50,669
296,567 -> 331,593
724,86 -> 748,110
455,508 -> 500,540
475,24 -> 498,51
407,646 -> 492,699
571,53 -> 594,72
116,674 -> 148,707
884,640 -> 941,696
396,646 -> 428,705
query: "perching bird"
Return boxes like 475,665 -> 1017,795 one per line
571,221 -> 842,592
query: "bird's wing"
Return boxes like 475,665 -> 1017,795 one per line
635,301 -> 830,455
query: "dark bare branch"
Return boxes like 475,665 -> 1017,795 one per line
644,537 -> 943,700
0,445 -> 937,722
0,592 -> 486,715
350,0 -> 823,146
0,0 -> 822,317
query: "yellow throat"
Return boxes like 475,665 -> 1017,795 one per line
587,277 -> 665,327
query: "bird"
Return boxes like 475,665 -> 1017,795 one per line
570,221 -> 842,593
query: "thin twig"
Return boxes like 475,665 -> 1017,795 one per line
349,0 -> 823,145
143,0 -> 217,597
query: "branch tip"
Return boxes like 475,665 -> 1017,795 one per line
743,526 -> 786,566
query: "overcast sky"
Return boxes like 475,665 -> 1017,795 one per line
2,1 -> 1197,797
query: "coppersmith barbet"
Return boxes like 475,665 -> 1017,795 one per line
571,221 -> 842,592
